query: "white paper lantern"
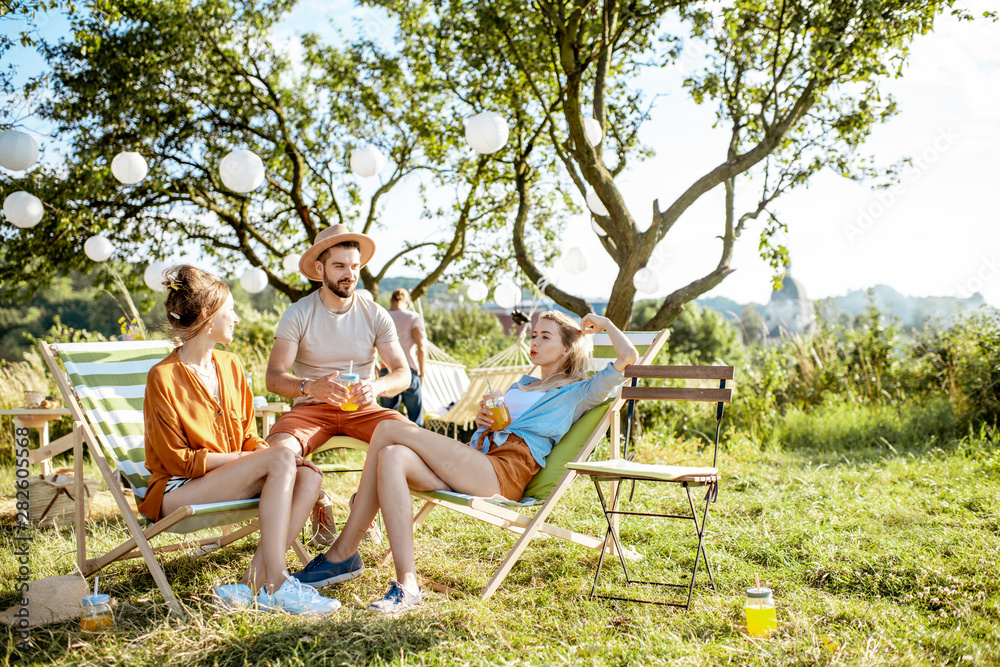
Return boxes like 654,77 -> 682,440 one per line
84,235 -> 114,262
563,247 -> 588,274
586,190 -> 609,217
350,146 -> 386,177
467,280 -> 488,302
143,261 -> 170,292
633,267 -> 659,294
3,191 -> 44,228
591,218 -> 607,237
219,149 -> 266,193
240,267 -> 268,294
282,253 -> 301,273
0,130 -> 39,171
465,111 -> 509,155
583,118 -> 603,146
493,281 -> 520,310
111,151 -> 148,184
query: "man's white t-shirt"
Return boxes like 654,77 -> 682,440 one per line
274,291 -> 397,405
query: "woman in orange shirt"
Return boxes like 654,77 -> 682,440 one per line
140,265 -> 340,615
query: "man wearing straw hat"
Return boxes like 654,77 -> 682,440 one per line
265,224 -> 411,548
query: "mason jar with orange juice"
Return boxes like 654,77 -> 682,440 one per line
340,372 -> 360,411
482,390 -> 511,430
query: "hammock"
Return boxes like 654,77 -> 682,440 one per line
429,336 -> 538,429
421,339 -> 471,419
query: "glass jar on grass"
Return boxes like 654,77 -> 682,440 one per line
80,594 -> 113,633
745,587 -> 776,637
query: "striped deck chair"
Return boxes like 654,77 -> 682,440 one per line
399,330 -> 669,599
40,340 -> 309,617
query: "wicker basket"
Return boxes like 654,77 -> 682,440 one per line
27,471 -> 96,528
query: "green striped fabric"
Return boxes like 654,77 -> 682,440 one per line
55,341 -> 175,498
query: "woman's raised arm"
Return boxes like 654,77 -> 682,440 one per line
580,314 -> 639,372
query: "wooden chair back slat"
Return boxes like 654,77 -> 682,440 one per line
624,365 -> 735,380
621,386 -> 733,403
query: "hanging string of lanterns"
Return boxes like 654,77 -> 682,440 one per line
110,151 -> 148,184
492,280 -> 520,310
239,267 -> 268,294
562,246 -> 588,274
219,149 -> 266,193
466,280 -> 488,302
281,253 -> 301,273
633,267 -> 659,294
583,118 -> 603,147
350,145 -> 386,178
3,191 -> 44,228
143,261 -> 170,291
465,111 -> 509,155
6,111 -> 634,300
83,235 -> 114,262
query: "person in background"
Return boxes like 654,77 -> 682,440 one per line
291,311 -> 637,614
140,265 -> 340,615
379,288 -> 427,426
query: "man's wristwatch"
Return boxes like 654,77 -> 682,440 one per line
300,378 -> 309,396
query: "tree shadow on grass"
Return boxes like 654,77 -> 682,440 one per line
197,613 -> 447,667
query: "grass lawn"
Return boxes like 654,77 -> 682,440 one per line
2,432 -> 999,666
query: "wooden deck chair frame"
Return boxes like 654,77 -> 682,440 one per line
399,330 -> 669,600
40,341 -> 310,618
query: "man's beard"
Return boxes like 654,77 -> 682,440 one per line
324,274 -> 355,299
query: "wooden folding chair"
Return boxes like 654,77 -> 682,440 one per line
567,364 -> 735,609
40,340 -> 310,617
401,330 -> 670,599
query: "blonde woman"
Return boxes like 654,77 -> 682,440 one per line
140,265 -> 340,615
291,311 -> 637,614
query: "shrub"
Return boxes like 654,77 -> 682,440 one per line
777,396 -> 957,452
914,308 -> 1000,430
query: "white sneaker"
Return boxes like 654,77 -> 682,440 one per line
211,583 -> 254,610
257,573 -> 342,615
368,580 -> 422,616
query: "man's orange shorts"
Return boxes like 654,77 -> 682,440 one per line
268,400 -> 407,455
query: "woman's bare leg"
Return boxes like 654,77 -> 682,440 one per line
161,447 -> 302,592
243,463 -> 322,587
323,420 -> 500,563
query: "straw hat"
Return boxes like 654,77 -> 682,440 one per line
0,574 -> 90,627
299,224 -> 376,281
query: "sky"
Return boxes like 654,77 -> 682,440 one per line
4,2 -> 998,307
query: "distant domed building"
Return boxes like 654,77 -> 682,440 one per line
764,266 -> 815,338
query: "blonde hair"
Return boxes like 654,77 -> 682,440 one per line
162,265 -> 230,343
519,311 -> 591,392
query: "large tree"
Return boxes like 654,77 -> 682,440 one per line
372,0 -> 992,328
1,0 -> 522,301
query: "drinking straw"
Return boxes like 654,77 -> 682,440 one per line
754,573 -> 760,590
486,378 -> 495,393
348,360 -> 353,374
94,577 -> 99,596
